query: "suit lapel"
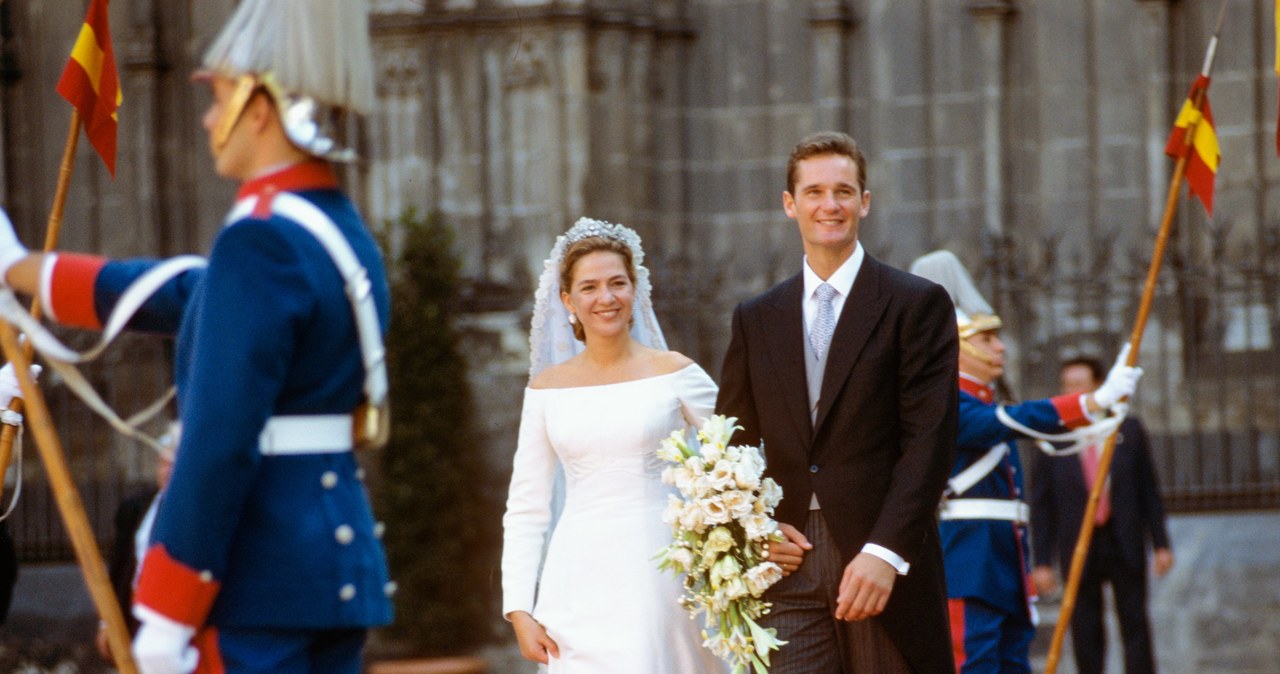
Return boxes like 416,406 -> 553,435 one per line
761,276 -> 813,444
814,255 -> 889,433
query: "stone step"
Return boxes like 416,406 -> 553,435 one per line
366,656 -> 487,674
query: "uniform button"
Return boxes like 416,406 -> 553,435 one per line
339,584 -> 356,601
373,522 -> 386,539
809,465 -> 819,473
335,525 -> 355,545
384,581 -> 398,597
199,570 -> 213,583
321,471 -> 339,489
355,468 -> 366,481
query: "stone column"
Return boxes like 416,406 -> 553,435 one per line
369,38 -> 429,230
122,0 -> 161,256
966,0 -> 1016,238
1136,0 -> 1175,229
809,1 -> 856,132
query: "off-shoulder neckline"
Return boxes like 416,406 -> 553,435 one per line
526,362 -> 701,392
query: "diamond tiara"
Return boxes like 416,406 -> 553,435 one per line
551,217 -> 645,266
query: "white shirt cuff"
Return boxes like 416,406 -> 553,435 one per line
862,543 -> 910,575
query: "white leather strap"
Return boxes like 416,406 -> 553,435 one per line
1,256 -> 206,366
0,256 -> 202,455
259,414 -> 352,455
946,442 -> 1008,497
939,498 -> 1029,524
996,404 -> 1126,457
229,194 -> 387,409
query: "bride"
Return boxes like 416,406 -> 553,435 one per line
501,218 -> 728,673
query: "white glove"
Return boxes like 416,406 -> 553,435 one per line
0,209 -> 28,287
132,608 -> 199,674
0,362 -> 40,411
1092,344 -> 1143,410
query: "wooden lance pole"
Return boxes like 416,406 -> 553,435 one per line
1043,3 -> 1226,672
0,115 -> 141,674
0,322 -> 138,674
0,111 -> 80,483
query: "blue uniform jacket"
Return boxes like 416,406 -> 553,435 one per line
50,161 -> 393,631
940,377 -> 1088,618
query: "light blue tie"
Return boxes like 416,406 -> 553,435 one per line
810,282 -> 837,360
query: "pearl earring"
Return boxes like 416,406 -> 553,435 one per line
568,313 -> 578,325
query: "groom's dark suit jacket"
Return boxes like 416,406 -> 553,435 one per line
717,254 -> 958,673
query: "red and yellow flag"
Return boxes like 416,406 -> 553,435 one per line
56,0 -> 120,176
1165,74 -> 1219,217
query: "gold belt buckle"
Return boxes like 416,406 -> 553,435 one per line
353,400 -> 390,451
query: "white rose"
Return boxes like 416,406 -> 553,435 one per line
689,475 -> 716,499
678,501 -> 708,533
758,477 -> 783,510
662,494 -> 685,527
720,489 -> 755,519
700,496 -> 732,525
744,562 -> 784,595
741,514 -> 778,540
686,456 -> 707,475
672,465 -> 697,494
707,460 -> 737,491
724,444 -> 742,462
738,446 -> 765,477
733,463 -> 762,491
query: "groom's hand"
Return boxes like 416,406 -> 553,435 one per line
835,552 -> 896,621
766,522 -> 812,576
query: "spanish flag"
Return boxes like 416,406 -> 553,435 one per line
1165,75 -> 1219,217
56,0 -> 120,176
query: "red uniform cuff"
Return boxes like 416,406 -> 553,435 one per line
48,253 -> 106,329
133,544 -> 221,629
1049,393 -> 1090,428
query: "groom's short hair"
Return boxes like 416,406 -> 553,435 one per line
786,131 -> 867,194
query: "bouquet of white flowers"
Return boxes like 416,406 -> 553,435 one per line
656,414 -> 787,674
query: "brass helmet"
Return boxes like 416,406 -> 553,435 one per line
199,0 -> 375,161
909,251 -> 1003,364
957,307 -> 1002,339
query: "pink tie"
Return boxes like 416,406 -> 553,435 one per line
1081,443 -> 1111,525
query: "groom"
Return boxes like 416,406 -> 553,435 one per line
717,131 -> 957,672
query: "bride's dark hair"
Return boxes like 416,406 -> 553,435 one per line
559,236 -> 637,342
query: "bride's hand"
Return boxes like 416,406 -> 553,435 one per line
509,611 -> 560,664
766,522 -> 813,576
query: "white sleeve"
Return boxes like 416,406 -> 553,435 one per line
501,390 -> 557,618
676,364 -> 719,429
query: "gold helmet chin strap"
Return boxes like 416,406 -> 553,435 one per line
958,311 -> 1003,366
961,337 -> 1002,366
211,74 -> 260,153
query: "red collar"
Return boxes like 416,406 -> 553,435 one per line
236,160 -> 338,202
958,373 -> 994,404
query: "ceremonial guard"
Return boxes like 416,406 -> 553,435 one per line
910,251 -> 1141,673
0,1 -> 391,672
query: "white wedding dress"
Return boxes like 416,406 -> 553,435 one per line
502,363 -> 729,674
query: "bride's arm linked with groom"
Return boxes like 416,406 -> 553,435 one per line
500,131 -> 959,674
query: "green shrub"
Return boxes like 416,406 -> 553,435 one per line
375,209 -> 499,655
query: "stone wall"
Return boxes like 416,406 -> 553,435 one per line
1,0 -> 1278,544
